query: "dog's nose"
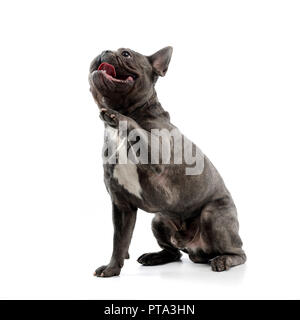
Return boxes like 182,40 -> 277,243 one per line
101,50 -> 114,62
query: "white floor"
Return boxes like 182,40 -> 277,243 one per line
1,207 -> 299,300
0,251 -> 297,300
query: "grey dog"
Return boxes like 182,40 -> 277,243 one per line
88,47 -> 246,277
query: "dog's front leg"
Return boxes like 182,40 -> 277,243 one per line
94,203 -> 137,277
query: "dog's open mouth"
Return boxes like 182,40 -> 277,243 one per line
98,62 -> 134,84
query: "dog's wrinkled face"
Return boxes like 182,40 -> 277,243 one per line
89,47 -> 173,111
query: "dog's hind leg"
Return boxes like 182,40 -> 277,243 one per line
200,198 -> 246,272
137,214 -> 182,266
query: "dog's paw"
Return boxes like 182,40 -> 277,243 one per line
99,108 -> 120,127
137,250 -> 181,266
93,264 -> 121,277
210,255 -> 232,272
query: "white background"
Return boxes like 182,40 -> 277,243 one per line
0,0 -> 300,299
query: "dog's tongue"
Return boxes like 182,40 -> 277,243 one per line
98,62 -> 116,77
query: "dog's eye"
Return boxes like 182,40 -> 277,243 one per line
121,51 -> 131,58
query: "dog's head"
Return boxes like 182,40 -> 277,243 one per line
89,47 -> 173,111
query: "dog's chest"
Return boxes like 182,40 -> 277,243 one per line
103,127 -> 142,199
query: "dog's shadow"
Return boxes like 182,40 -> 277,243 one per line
135,256 -> 247,285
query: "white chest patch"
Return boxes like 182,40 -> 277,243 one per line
113,163 -> 142,199
104,127 -> 142,199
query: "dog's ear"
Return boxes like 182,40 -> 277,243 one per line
148,46 -> 173,77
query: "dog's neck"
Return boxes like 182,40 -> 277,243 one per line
104,89 -> 170,126
123,90 -> 158,115
126,93 -> 170,128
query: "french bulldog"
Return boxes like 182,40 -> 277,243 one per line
88,47 -> 246,277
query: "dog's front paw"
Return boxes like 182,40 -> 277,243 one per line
210,255 -> 232,272
99,108 -> 120,127
93,264 -> 121,277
